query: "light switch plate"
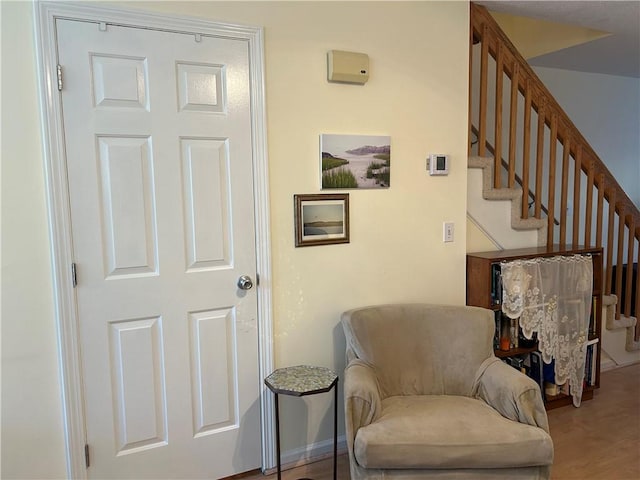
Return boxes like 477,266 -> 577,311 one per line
443,222 -> 454,242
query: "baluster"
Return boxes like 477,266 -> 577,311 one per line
547,115 -> 557,246
572,145 -> 582,248
494,43 -> 503,188
635,228 -> 640,341
508,63 -> 518,188
468,21 -> 476,156
493,42 -> 504,188
535,98 -> 546,219
559,135 -> 570,246
584,158 -> 594,247
521,79 -> 532,219
616,204 -> 626,319
605,189 -> 616,294
478,25 -> 489,157
624,215 -> 635,318
596,174 -> 605,249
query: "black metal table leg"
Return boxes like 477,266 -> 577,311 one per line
333,379 -> 338,480
275,393 -> 281,480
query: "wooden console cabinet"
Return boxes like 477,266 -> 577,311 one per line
466,245 -> 603,410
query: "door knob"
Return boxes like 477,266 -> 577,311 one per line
237,275 -> 254,290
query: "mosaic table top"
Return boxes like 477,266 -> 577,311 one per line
265,365 -> 338,396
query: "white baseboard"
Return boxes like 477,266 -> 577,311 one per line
603,357 -> 640,370
263,436 -> 347,475
600,351 -> 618,372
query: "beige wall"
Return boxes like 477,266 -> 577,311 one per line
1,1 -> 68,478
490,11 -> 609,60
466,217 -> 500,253
1,1 -> 469,476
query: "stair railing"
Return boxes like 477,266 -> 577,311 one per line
470,124 -> 560,226
469,3 -> 640,339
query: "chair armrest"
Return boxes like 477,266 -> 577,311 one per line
343,360 -> 382,453
474,358 -> 550,433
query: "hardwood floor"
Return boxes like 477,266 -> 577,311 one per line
241,363 -> 640,480
546,363 -> 640,479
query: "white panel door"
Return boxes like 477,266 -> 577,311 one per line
57,18 -> 261,479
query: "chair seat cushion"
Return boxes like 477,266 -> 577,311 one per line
354,395 -> 553,469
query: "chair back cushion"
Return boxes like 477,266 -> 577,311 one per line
342,304 -> 494,397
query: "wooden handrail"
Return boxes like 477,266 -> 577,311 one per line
470,2 -> 640,335
470,3 -> 639,220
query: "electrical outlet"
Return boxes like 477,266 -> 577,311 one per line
443,222 -> 454,242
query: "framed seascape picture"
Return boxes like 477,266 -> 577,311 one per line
294,194 -> 350,247
320,134 -> 390,189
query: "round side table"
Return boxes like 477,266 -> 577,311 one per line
265,365 -> 339,480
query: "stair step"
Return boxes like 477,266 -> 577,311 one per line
483,188 -> 521,201
467,156 -> 546,247
626,328 -> 640,352
615,315 -> 638,330
468,155 -> 492,168
604,294 -> 637,331
602,294 -> 640,355
511,216 -> 547,231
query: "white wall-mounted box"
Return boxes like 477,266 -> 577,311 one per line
327,50 -> 369,84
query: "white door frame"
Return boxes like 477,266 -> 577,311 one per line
33,2 -> 274,477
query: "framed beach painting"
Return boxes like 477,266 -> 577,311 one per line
320,134 -> 390,189
294,194 -> 350,247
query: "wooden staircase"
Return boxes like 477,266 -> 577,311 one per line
468,3 -> 640,354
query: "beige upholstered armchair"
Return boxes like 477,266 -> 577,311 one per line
341,304 -> 553,480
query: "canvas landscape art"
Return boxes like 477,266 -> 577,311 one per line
320,134 -> 391,189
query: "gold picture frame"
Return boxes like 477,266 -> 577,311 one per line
294,194 -> 350,247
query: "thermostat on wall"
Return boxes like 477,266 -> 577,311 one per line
427,154 -> 449,176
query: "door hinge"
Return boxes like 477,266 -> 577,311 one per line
57,64 -> 63,91
84,444 -> 90,468
71,263 -> 77,288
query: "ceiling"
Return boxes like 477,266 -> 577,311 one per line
475,1 -> 640,78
